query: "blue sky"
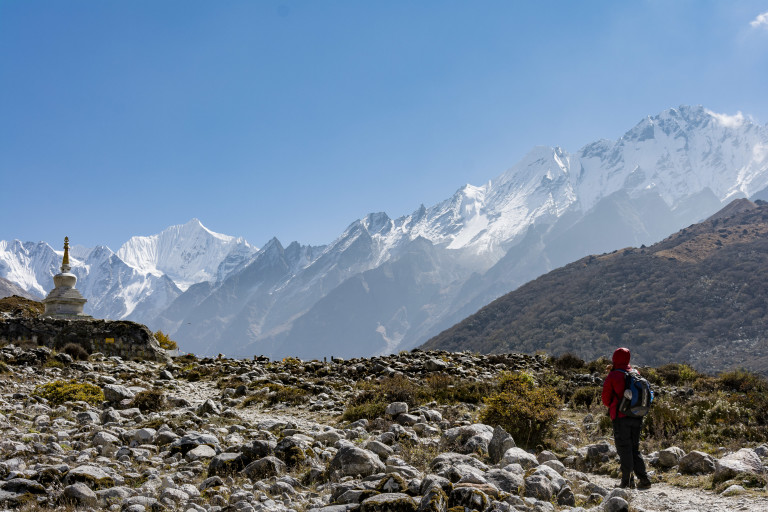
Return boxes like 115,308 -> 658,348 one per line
2,1 -> 768,251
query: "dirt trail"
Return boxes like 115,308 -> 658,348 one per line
588,473 -> 768,512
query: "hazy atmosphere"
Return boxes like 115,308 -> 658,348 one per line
2,1 -> 768,250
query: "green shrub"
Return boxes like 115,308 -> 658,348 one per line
130,389 -> 166,412
478,371 -> 560,449
154,330 -> 178,351
585,357 -> 610,375
418,374 -> 493,405
35,380 -> 104,406
571,386 -> 601,409
643,397 -> 692,440
342,401 -> 387,422
717,369 -> 768,393
653,363 -> 700,386
553,352 -> 585,371
62,342 -> 90,361
0,361 -> 10,374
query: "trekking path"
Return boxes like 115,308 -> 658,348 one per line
587,472 -> 768,512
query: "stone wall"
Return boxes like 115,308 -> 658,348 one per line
0,317 -> 169,362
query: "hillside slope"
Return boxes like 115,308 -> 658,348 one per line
422,199 -> 768,373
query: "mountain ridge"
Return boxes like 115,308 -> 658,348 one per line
422,198 -> 768,373
2,105 -> 768,358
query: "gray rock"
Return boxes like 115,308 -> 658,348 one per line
365,440 -> 394,460
329,444 -> 385,477
524,474 -> 552,501
450,486 -> 489,511
360,492 -> 418,512
185,444 -> 217,461
721,484 -> 747,496
484,469 -> 524,494
169,431 -> 220,455
500,447 -> 538,469
679,450 -> 716,475
208,452 -> 245,476
64,482 -> 97,506
715,448 -> 764,482
386,402 -> 409,417
556,485 -> 575,506
103,384 -> 135,403
417,485 -> 447,512
603,496 -> 629,512
64,465 -> 115,488
76,411 -> 101,425
658,446 -> 685,468
0,478 -> 46,494
243,456 -> 287,480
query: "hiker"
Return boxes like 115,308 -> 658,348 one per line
602,347 -> 652,489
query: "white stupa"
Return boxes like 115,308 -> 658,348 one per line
42,237 -> 91,319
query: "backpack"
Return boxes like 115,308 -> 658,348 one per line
616,369 -> 654,418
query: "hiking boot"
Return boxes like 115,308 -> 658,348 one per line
637,476 -> 652,490
618,476 -> 632,488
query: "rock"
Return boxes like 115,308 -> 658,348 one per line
524,474 -> 553,501
63,482 -> 97,506
275,435 -> 315,468
658,446 -> 685,468
500,447 -> 538,469
242,456 -> 287,480
715,448 -> 764,482
185,444 -> 217,461
360,492 -> 418,511
584,441 -> 616,463
102,384 -> 135,403
556,485 -> 575,506
169,431 -> 220,455
449,486 -> 490,511
603,496 -> 629,512
76,411 -> 101,425
92,431 -> 121,447
64,465 -> 115,488
386,402 -> 409,417
417,486 -> 447,512
133,428 -> 157,444
485,469 -> 523,494
365,440 -> 394,459
196,398 -> 222,416
679,450 -> 716,475
208,452 -> 245,476
721,484 -> 747,496
0,478 -> 46,494
329,444 -> 385,478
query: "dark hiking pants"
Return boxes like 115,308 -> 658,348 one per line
612,416 -> 648,481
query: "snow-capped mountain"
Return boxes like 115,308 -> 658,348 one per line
0,221 -> 258,321
2,105 -> 767,359
116,219 -> 256,291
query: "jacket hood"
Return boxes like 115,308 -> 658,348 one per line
612,347 -> 631,370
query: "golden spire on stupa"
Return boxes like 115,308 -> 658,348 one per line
62,236 -> 70,266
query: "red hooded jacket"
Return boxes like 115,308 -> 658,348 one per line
602,347 -> 632,420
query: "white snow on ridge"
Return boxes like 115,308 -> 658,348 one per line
117,218 -> 256,291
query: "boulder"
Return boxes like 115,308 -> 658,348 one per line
679,450 -> 716,475
329,444 -> 385,478
360,492 -> 418,512
500,447 -> 538,469
658,446 -> 685,468
242,456 -> 287,480
63,482 -> 97,506
715,448 -> 764,482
